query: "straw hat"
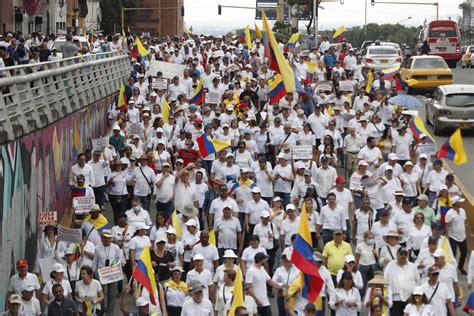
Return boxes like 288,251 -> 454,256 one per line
383,230 -> 401,243
368,271 -> 389,285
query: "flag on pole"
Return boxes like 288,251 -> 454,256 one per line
228,266 -> 244,315
365,71 -> 374,94
262,11 -> 296,92
161,98 -> 170,124
166,210 -> 183,238
438,128 -> 468,164
409,116 -> 435,143
239,26 -> 252,49
134,38 -> 149,57
286,32 -> 300,49
72,243 -> 82,261
197,133 -> 231,157
132,246 -> 158,305
122,29 -> 127,50
290,203 -> 323,302
268,74 -> 286,103
190,77 -> 204,105
333,25 -> 345,39
117,82 -> 126,111
254,22 -> 263,40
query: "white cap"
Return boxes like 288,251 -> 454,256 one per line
419,133 -> 427,139
260,210 -> 270,218
277,153 -> 288,160
345,254 -> 356,263
282,247 -> 293,258
433,249 -> 445,257
388,153 -> 398,160
451,196 -> 465,204
251,187 -> 261,194
273,196 -> 282,202
404,161 -> 414,167
412,286 -> 424,296
155,234 -> 167,243
112,124 -> 120,131
358,160 -> 368,166
136,297 -> 149,307
156,127 -> 164,133
135,222 -> 150,230
166,226 -> 177,235
150,91 -> 158,97
240,167 -> 250,173
286,204 -> 296,211
226,152 -> 234,158
193,253 -> 204,261
21,284 -> 36,292
385,165 -> 393,171
185,219 -> 197,227
52,263 -> 65,273
419,153 -> 428,159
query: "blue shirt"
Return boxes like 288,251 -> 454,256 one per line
323,54 -> 337,68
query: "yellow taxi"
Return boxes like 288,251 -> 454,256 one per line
400,56 -> 453,91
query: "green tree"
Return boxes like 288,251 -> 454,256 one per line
100,0 -> 138,35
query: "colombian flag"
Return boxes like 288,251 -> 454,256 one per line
254,22 -> 263,40
197,133 -> 231,157
190,77 -> 204,105
134,38 -> 148,57
73,243 -> 82,261
409,116 -> 435,143
262,11 -> 296,93
333,25 -> 345,39
290,203 -> 323,302
268,74 -> 287,103
438,128 -> 468,164
166,210 -> 183,238
365,71 -> 374,94
228,266 -> 244,315
132,246 -> 158,305
395,78 -> 408,91
117,82 -> 126,111
285,32 -> 300,51
381,65 -> 400,80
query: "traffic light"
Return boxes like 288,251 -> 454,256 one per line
371,0 -> 375,5
218,5 -> 222,15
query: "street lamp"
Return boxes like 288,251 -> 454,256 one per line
396,16 -> 412,24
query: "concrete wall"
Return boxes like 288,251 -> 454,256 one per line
0,95 -> 113,307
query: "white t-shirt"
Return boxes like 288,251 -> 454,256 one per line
241,246 -> 267,271
128,235 -> 152,260
75,279 -> 103,312
8,273 -> 41,296
358,146 -> 383,173
186,269 -> 213,299
245,265 -> 271,306
181,297 -> 213,316
191,244 -> 219,273
19,298 -> 41,315
273,164 -> 293,193
445,208 -> 466,242
42,279 -> 73,302
355,242 -> 377,265
392,133 -> 413,160
354,209 -> 376,243
280,216 -> 300,246
421,281 -> 451,316
215,217 -> 241,250
403,303 -> 433,316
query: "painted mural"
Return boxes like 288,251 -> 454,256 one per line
0,95 -> 113,306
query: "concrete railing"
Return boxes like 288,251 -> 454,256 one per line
0,52 -> 130,144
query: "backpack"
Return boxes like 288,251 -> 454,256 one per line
16,44 -> 26,58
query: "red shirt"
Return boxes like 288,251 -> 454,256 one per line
178,149 -> 200,166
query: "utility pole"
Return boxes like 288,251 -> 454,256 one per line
313,0 -> 320,41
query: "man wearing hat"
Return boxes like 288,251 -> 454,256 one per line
7,259 -> 40,298
245,252 -> 286,316
384,247 -> 420,315
182,218 -> 200,272
322,229 -> 352,284
433,248 -> 461,304
87,147 -> 110,209
186,254 -> 213,300
378,153 -> 403,177
247,187 -> 270,233
92,229 -> 122,314
19,284 -> 41,315
181,279 -> 213,315
254,210 -> 280,276
424,158 -> 448,205
120,285 -> 150,316
129,156 -> 156,211
391,124 -> 413,166
420,266 -> 456,315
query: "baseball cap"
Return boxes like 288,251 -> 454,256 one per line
428,266 -> 440,275
185,219 -> 197,227
155,234 -> 167,243
412,286 -> 424,296
417,194 -> 428,201
388,153 -> 398,160
333,229 -> 344,235
9,294 -> 22,304
433,249 -> 445,257
251,187 -> 261,194
193,253 -> 204,261
101,229 -> 113,238
286,204 -> 296,211
16,259 -> 28,268
451,196 -> 465,204
52,263 -> 65,273
304,170 -> 312,176
419,133 -> 427,139
419,153 -> 428,159
240,167 -> 250,173
345,254 -> 356,263
379,209 -> 389,217
261,210 -> 270,218
135,222 -> 150,230
335,176 -> 346,184
166,226 -> 177,235
21,284 -> 36,292
397,247 -> 408,254
358,160 -> 368,167
273,196 -> 282,202
254,252 -> 269,262
189,279 -> 205,293
136,297 -> 149,307
276,153 -> 287,160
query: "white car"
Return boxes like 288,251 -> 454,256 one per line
360,45 -> 402,71
51,36 -> 90,58
369,42 -> 402,55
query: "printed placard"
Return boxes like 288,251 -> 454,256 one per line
361,173 -> 379,187
57,226 -> 82,243
73,196 -> 95,214
128,123 -> 143,135
38,211 -> 57,227
148,60 -> 187,79
98,265 -> 124,285
91,137 -> 108,151
292,145 -> 313,160
339,80 -> 354,92
418,143 -> 438,156
152,78 -> 168,90
205,92 -> 222,104
316,82 -> 333,91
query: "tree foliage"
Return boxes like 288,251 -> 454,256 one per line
344,23 -> 420,48
99,0 -> 138,35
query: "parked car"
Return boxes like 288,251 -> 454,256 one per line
360,45 -> 401,70
400,56 -> 453,92
426,84 -> 474,135
51,36 -> 89,58
369,41 -> 402,55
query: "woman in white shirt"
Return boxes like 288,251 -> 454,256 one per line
330,271 -> 362,316
215,269 -> 236,316
445,195 -> 468,274
234,141 -> 254,169
403,286 -> 433,316
399,161 -> 420,201
41,263 -> 73,305
37,222 -> 67,266
153,141 -> 172,173
107,161 -> 131,221
336,255 -> 364,292
406,213 -> 431,259
355,231 -> 378,296
75,265 -> 104,314
129,223 -> 152,268
241,235 -> 267,274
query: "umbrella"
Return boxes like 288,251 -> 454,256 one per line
401,110 -> 419,117
388,95 -> 423,109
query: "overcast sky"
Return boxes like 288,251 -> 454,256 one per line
184,0 -> 464,34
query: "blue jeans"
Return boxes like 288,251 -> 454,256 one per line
257,305 -> 272,316
322,229 -> 334,245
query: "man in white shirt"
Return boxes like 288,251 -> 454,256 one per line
186,254 -> 214,300
125,197 -> 152,230
7,259 -> 41,298
425,159 -> 449,205
317,192 -> 347,244
88,150 -> 110,209
313,156 -> 337,202
273,153 -> 294,207
433,249 -> 460,305
69,152 -> 95,187
253,157 -> 275,205
208,184 -> 239,228
358,137 -> 383,173
247,187 -> 270,233
307,105 -> 329,147
181,279 -> 213,316
421,266 -> 456,316
130,156 -> 156,211
353,87 -> 370,113
391,125 -> 413,166
343,49 -> 357,73
292,55 -> 310,79
191,230 -> 219,273
167,75 -> 187,100
329,176 -> 355,243
154,162 -> 175,220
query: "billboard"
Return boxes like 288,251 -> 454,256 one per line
255,0 -> 312,20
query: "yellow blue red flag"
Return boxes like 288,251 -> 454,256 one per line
333,25 -> 345,39
409,116 -> 435,143
132,246 -> 158,305
438,128 -> 467,164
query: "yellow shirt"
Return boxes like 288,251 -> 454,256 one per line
322,240 -> 352,276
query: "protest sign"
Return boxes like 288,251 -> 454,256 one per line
128,123 -> 143,135
73,196 -> 95,214
58,226 -> 82,243
418,143 -> 438,156
39,257 -> 55,283
148,60 -> 187,79
38,211 -> 57,227
205,92 -> 222,104
91,137 -> 108,151
98,265 -> 124,285
292,145 -> 313,160
316,82 -> 333,91
339,80 -> 354,92
152,78 -> 168,90
361,173 -> 379,187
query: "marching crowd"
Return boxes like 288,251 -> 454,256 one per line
4,30 -> 474,316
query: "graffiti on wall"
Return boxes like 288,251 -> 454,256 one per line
0,96 -> 113,306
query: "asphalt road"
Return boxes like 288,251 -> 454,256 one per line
416,68 -> 474,197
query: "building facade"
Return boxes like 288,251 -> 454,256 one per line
126,0 -> 184,38
461,0 -> 474,43
0,0 -> 100,35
